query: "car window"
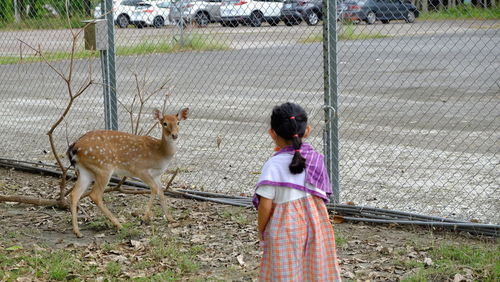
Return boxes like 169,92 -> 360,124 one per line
121,0 -> 142,6
158,1 -> 172,7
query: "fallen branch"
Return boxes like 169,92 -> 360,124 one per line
0,194 -> 68,208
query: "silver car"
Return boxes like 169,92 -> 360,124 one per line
169,0 -> 222,27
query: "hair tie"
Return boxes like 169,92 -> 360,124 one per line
293,134 -> 299,138
289,116 -> 295,120
294,149 -> 300,152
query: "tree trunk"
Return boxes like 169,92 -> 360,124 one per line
14,0 -> 21,23
421,0 -> 429,12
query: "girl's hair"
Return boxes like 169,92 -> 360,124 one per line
271,102 -> 308,174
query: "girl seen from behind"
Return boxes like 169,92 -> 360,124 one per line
253,102 -> 342,281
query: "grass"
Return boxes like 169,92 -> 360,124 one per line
334,230 -> 348,248
221,207 -> 250,225
116,222 -> 143,240
0,248 -> 77,281
300,24 -> 387,43
148,235 -> 202,275
402,243 -> 500,281
0,34 -> 230,65
0,17 -> 88,30
420,5 -> 500,20
105,261 -> 122,276
0,234 -> 205,281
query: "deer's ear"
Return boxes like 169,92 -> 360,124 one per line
153,108 -> 162,120
178,108 -> 189,121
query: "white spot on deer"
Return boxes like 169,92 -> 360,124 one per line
89,148 -> 93,152
84,151 -> 88,155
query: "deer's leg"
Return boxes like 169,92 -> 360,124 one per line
137,174 -> 163,224
154,177 -> 174,222
138,174 -> 171,223
70,166 -> 93,238
88,171 -> 122,230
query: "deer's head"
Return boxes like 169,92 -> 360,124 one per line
154,108 -> 189,140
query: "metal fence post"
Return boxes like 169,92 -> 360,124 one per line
323,0 -> 340,203
101,0 -> 118,130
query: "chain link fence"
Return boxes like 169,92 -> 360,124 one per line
0,0 -> 499,225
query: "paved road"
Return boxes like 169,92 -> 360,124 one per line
0,20 -> 499,223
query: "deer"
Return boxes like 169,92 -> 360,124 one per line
67,107 -> 189,238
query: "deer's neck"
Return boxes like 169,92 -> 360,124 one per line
160,134 -> 176,157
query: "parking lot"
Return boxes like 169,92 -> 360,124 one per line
0,19 -> 499,223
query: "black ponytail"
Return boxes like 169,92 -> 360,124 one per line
270,102 -> 308,174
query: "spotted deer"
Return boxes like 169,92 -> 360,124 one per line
67,108 -> 189,237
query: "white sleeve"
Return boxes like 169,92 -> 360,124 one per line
255,185 -> 276,200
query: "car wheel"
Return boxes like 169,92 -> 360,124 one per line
305,10 -> 319,26
249,11 -> 263,27
195,12 -> 210,27
117,14 -> 129,28
176,19 -> 186,28
153,16 -> 165,28
381,19 -> 390,24
405,10 -> 416,23
365,11 -> 376,25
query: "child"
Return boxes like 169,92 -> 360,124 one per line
253,102 -> 342,282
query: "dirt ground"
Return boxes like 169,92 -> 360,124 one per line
0,167 -> 498,281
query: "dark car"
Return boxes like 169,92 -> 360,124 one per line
281,0 -> 323,26
338,0 -> 419,24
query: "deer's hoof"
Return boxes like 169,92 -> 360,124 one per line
74,230 -> 83,238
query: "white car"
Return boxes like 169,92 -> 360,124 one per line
220,0 -> 283,27
94,0 -> 144,28
131,1 -> 173,28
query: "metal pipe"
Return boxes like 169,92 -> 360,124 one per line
0,159 -> 498,236
323,0 -> 340,204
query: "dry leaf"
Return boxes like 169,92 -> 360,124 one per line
236,254 -> 245,266
332,215 -> 345,224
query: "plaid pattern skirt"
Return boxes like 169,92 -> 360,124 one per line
260,196 -> 341,282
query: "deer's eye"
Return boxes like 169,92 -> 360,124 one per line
177,122 -> 180,125
163,122 -> 168,127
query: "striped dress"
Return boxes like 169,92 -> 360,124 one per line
254,143 -> 342,281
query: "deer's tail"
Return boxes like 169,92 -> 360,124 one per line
67,143 -> 78,167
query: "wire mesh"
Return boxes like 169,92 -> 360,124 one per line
0,0 -> 498,225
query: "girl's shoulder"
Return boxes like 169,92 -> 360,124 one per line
263,153 -> 292,169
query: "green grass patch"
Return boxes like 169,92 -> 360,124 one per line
300,24 -> 387,43
0,248 -> 78,281
0,17 -> 88,30
116,35 -> 230,56
334,230 -> 348,248
117,222 -> 143,240
403,243 -> 500,281
221,207 -> 250,225
87,216 -> 113,231
105,261 -> 122,276
0,34 -> 230,65
420,5 -> 500,20
148,235 -> 202,275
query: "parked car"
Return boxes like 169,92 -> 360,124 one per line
220,0 -> 284,28
281,0 -> 322,26
131,1 -> 173,28
94,0 -> 144,28
337,0 -> 419,24
169,0 -> 223,27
